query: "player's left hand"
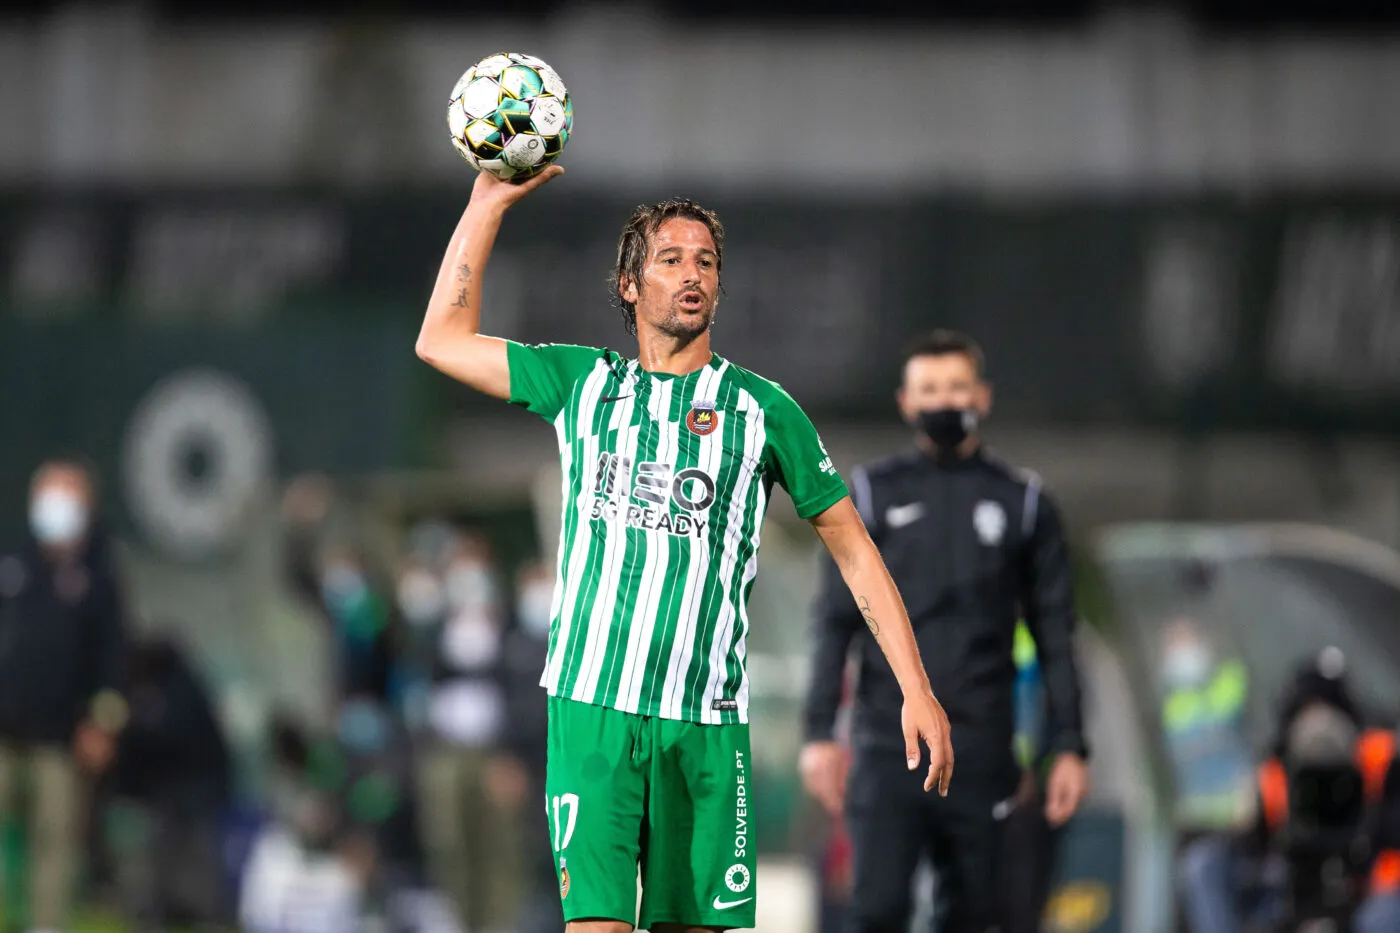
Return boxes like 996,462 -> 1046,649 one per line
1044,752 -> 1090,827
902,689 -> 954,796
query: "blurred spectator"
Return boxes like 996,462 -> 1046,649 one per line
415,530 -> 527,933
281,475 -> 397,705
394,545 -> 451,737
245,711 -> 459,933
240,717 -> 364,933
1156,615 -> 1255,831
502,560 -> 564,933
1363,737 -> 1400,931
333,698 -> 434,911
0,459 -> 129,933
107,632 -> 233,929
1177,648 -> 1400,933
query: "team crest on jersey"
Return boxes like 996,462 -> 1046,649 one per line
974,500 -> 1006,546
686,400 -> 719,436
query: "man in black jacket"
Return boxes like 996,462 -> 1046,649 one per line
800,331 -> 1089,933
110,634 -> 232,929
0,459 -> 129,933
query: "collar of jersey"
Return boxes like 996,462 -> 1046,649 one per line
626,352 -> 723,382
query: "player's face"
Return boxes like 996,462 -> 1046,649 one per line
624,218 -> 720,341
897,352 -> 991,421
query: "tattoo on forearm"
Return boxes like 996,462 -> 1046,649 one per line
858,596 -> 880,637
449,287 -> 469,308
455,262 -> 472,283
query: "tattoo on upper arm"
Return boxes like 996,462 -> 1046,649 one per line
857,596 -> 880,637
449,287 -> 469,308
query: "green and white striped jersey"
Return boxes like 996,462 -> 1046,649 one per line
507,341 -> 848,724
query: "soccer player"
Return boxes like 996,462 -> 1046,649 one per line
415,165 -> 953,933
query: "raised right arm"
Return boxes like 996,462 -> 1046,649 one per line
415,166 -> 563,398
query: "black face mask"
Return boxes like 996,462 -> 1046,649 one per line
915,408 -> 978,450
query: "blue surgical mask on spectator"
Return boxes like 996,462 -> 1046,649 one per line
446,561 -> 495,612
397,568 -> 447,626
321,565 -> 367,609
1162,644 -> 1212,688
29,490 -> 88,546
517,583 -> 555,638
338,700 -> 387,755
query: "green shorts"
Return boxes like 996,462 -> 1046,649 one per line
544,696 -> 757,929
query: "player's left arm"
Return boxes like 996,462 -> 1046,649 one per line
764,383 -> 953,793
809,498 -> 954,794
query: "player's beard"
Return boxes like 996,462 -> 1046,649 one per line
652,290 -> 715,342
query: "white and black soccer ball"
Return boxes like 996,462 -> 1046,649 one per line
447,51 -> 573,182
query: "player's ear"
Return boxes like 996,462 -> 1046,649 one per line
620,274 -> 639,305
895,386 -> 914,423
977,380 -> 994,417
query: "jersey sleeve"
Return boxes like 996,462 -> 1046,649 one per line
762,385 -> 849,519
506,341 -> 604,421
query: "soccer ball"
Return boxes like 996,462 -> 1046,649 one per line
447,52 -> 573,182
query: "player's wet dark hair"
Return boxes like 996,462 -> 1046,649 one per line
902,329 -> 986,377
609,199 -> 725,336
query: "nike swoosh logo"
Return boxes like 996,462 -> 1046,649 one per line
712,895 -> 753,910
885,502 -> 925,529
600,394 -> 632,403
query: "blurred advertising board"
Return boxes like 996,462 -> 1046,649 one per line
2,187 -> 1399,432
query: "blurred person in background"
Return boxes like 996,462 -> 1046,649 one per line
281,475 -> 398,705
244,712 -> 460,933
394,522 -> 457,737
0,459 -> 129,933
502,559 -> 564,933
335,697 -> 455,933
416,530 -> 527,933
1177,648 -> 1400,933
240,716 -> 365,933
107,631 -> 233,931
1155,614 -> 1254,831
1367,734 -> 1400,932
800,330 -> 1088,933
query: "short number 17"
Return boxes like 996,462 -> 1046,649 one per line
551,793 -> 579,852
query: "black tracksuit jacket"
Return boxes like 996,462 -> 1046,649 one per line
803,447 -> 1087,780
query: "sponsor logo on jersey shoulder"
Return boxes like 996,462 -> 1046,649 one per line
974,500 -> 1006,545
885,502 -> 925,529
817,456 -> 835,476
686,399 -> 719,436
